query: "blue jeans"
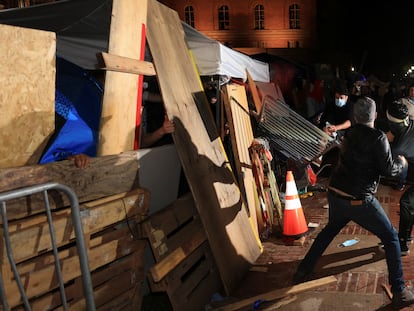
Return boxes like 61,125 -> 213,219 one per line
297,192 -> 405,293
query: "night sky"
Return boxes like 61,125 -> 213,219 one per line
316,1 -> 414,80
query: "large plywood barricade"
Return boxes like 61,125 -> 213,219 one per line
0,24 -> 55,168
146,0 -> 262,295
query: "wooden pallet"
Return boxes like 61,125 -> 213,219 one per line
143,193 -> 223,310
0,188 -> 149,310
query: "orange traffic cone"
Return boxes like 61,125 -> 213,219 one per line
283,170 -> 309,237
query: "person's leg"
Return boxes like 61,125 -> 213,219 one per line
351,196 -> 404,293
399,186 -> 414,253
294,193 -> 349,279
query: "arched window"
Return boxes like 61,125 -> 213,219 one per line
184,6 -> 195,28
254,4 -> 264,30
289,4 -> 300,29
218,5 -> 230,30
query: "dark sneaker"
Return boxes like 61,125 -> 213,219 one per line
392,287 -> 414,309
400,240 -> 410,256
392,183 -> 406,191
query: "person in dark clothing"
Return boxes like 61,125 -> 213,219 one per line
386,100 -> 414,255
319,82 -> 353,140
140,77 -> 174,148
316,82 -> 353,175
293,97 -> 414,309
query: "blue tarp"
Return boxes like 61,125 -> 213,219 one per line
39,57 -> 103,163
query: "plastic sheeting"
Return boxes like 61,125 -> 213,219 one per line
183,23 -> 269,82
39,57 -> 103,163
0,0 -> 269,82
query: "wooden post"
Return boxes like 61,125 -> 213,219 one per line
98,0 -> 148,155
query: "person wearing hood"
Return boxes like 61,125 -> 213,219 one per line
386,100 -> 414,255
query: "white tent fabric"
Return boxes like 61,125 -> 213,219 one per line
0,0 -> 269,82
182,23 -> 269,82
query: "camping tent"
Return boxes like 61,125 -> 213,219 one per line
0,0 -> 269,82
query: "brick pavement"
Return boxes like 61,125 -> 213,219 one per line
233,179 -> 414,310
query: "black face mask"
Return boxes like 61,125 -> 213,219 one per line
388,121 -> 407,136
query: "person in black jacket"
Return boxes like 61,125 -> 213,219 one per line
293,97 -> 414,309
316,82 -> 354,176
319,82 -> 353,140
386,100 -> 414,255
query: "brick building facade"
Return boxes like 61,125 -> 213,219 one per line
1,0 -> 317,51
159,0 -> 317,50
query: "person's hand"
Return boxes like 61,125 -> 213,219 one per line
161,115 -> 175,135
323,125 -> 335,136
67,154 -> 90,169
326,125 -> 337,133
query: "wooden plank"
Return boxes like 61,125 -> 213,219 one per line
382,283 -> 393,300
149,222 -> 206,282
0,150 -> 140,220
246,69 -> 263,114
149,241 -> 222,311
3,226 -> 142,308
168,243 -> 223,311
100,52 -> 156,76
146,0 -> 262,295
212,276 -> 337,311
91,269 -> 140,309
222,84 -> 260,236
4,189 -> 148,262
143,193 -> 197,261
71,250 -> 144,310
0,24 -> 55,168
98,0 -> 147,155
25,252 -> 143,311
143,193 -> 195,238
6,189 -> 148,233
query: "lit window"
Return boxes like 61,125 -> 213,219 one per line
254,4 -> 264,30
185,6 -> 195,28
218,5 -> 230,30
289,4 -> 300,29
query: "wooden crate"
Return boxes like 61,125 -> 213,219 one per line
143,193 -> 223,311
0,187 -> 150,310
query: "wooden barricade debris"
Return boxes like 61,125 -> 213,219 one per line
143,193 -> 223,311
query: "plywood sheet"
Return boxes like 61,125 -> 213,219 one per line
146,0 -> 262,294
255,81 -> 284,102
98,0 -> 147,155
0,24 -> 55,168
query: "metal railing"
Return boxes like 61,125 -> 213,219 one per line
0,182 -> 95,311
258,95 -> 338,163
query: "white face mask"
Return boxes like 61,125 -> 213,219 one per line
335,98 -> 346,107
